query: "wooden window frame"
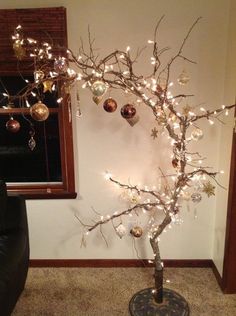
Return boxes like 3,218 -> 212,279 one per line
0,7 -> 77,199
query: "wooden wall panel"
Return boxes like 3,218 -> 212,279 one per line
0,7 -> 67,74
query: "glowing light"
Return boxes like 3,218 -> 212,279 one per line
104,171 -> 112,180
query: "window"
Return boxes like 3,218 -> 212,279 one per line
0,7 -> 76,198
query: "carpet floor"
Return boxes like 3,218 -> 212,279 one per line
12,267 -> 236,316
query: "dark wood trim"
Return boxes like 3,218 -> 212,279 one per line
29,259 -> 213,268
212,261 -> 223,290
222,117 -> 236,293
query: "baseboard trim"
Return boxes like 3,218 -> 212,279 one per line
211,261 -> 223,291
29,259 -> 213,268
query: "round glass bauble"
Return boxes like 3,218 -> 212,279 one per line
191,192 -> 202,203
91,80 -> 107,97
54,57 -> 67,73
103,98 -> 117,113
191,128 -> 204,141
116,224 -> 127,239
30,101 -> 49,121
120,104 -> 136,119
6,117 -> 20,133
177,70 -> 190,85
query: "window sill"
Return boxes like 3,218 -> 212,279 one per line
8,191 -> 77,199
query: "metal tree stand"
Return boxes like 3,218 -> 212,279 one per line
129,266 -> 190,316
129,288 -> 190,316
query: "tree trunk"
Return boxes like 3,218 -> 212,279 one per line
154,266 -> 163,303
149,213 -> 172,304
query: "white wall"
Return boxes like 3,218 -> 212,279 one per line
0,0 -> 234,264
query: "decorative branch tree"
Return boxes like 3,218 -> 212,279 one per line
3,17 -> 235,313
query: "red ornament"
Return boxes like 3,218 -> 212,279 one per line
120,104 -> 136,119
6,117 -> 20,133
103,98 -> 118,113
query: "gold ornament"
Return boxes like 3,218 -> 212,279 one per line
177,69 -> 190,85
30,101 -> 49,121
93,96 -> 102,105
13,42 -> 26,60
130,226 -> 143,238
202,181 -> 215,197
43,80 -> 53,93
182,104 -> 192,116
169,112 -> 177,123
151,127 -> 158,139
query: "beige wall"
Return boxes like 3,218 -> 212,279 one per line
0,0 -> 234,267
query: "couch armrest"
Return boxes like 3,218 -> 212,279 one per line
5,196 -> 28,232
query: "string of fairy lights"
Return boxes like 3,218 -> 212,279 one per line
1,19 -> 235,274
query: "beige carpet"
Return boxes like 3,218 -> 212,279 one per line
12,267 -> 236,316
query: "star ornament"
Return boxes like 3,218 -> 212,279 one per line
202,181 -> 215,197
43,80 -> 53,93
151,127 -> 158,139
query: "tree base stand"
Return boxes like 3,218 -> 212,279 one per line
129,288 -> 190,316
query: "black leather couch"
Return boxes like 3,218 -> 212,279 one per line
0,181 -> 29,316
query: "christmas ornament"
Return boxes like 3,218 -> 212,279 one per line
28,136 -> 36,151
91,80 -> 107,97
169,112 -> 177,123
182,104 -> 192,116
202,181 -> 215,197
181,191 -> 191,201
120,104 -> 136,119
151,127 -> 158,139
93,96 -> 102,105
6,117 -> 20,133
172,158 -> 179,168
155,107 -> 166,125
128,191 -> 141,204
191,192 -> 202,203
191,128 -> 204,141
43,80 -> 53,93
30,101 -> 49,121
130,226 -> 143,238
54,57 -> 67,73
177,69 -> 190,85
126,115 -> 140,126
13,42 -> 26,60
115,224 -> 127,239
103,98 -> 117,113
34,70 -> 44,83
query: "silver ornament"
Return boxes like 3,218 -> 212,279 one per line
191,192 -> 202,203
91,80 -> 107,97
177,70 -> 190,85
54,57 -> 67,73
116,224 -> 127,239
28,136 -> 36,151
191,128 -> 204,141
